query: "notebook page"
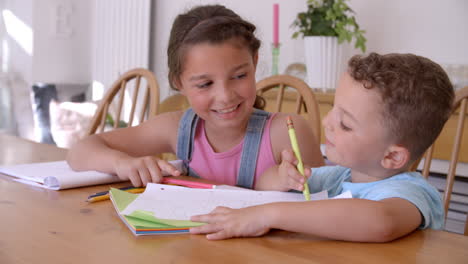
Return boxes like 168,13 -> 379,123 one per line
121,183 -> 331,220
0,160 -> 184,190
0,161 -> 121,189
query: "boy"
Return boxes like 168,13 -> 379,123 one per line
190,53 -> 454,242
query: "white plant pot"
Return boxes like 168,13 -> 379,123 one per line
304,36 -> 344,92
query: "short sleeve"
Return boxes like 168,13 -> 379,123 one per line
357,176 -> 444,229
308,166 -> 350,197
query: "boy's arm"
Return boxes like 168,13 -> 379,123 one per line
268,198 -> 421,242
190,197 -> 422,242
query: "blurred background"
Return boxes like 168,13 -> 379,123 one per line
0,0 -> 466,140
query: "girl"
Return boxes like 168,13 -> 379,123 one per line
67,5 -> 324,189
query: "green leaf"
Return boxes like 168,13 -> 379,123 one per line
291,0 -> 366,51
105,113 -> 128,128
118,120 -> 128,128
105,114 -> 114,126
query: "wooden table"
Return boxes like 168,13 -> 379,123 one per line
1,133 -> 468,264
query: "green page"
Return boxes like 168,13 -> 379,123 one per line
109,188 -> 204,229
110,188 -> 138,212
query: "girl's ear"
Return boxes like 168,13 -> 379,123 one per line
381,144 -> 410,170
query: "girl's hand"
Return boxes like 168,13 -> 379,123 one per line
190,206 -> 271,240
113,155 -> 181,187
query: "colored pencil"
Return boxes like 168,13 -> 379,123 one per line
161,178 -> 215,189
86,188 -> 145,203
286,116 -> 310,201
88,186 -> 136,198
86,179 -> 215,203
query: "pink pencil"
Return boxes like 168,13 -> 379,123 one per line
161,178 -> 215,189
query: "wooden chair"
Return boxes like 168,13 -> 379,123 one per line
87,68 -> 159,135
159,93 -> 190,114
419,86 -> 468,233
256,74 -> 321,140
465,214 -> 468,236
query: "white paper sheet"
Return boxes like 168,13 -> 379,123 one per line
121,183 -> 352,220
0,160 -> 184,190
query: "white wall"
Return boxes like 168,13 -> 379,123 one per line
32,0 -> 91,84
151,0 -> 468,100
350,0 -> 468,65
1,0 -> 91,84
2,0 -> 33,82
151,0 -> 308,100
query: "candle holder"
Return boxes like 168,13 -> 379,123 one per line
271,43 -> 281,75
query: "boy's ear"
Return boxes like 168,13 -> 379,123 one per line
173,79 -> 184,95
381,144 -> 410,170
253,52 -> 259,68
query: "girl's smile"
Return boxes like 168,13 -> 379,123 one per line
212,103 -> 241,119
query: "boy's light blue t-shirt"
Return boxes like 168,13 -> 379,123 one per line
307,166 -> 444,229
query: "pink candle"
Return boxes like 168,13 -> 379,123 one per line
273,4 -> 279,46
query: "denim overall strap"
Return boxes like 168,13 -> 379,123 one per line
176,108 -> 201,178
236,109 -> 270,189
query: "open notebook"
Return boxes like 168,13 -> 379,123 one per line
0,160 -> 184,190
110,183 -> 352,235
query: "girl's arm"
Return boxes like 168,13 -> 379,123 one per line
190,197 -> 422,242
256,114 -> 324,191
66,111 -> 182,185
270,113 -> 324,167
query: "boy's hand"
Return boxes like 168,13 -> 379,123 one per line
114,155 -> 181,187
256,149 -> 310,191
278,149 -> 311,191
190,205 -> 271,240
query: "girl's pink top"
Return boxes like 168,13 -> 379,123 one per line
189,113 -> 277,187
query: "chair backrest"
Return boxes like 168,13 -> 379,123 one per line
420,86 -> 468,230
87,68 -> 159,135
256,74 -> 321,140
465,214 -> 468,236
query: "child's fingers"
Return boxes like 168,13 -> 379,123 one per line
191,206 -> 230,223
128,168 -> 143,187
190,213 -> 217,224
286,165 -> 305,191
137,167 -> 152,186
190,222 -> 223,235
280,149 -> 297,163
304,167 -> 312,179
145,158 -> 163,183
211,206 -> 231,214
206,230 -> 230,240
289,176 -> 305,191
156,159 -> 181,176
190,210 -> 231,239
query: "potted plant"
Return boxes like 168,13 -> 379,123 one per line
292,0 -> 366,91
